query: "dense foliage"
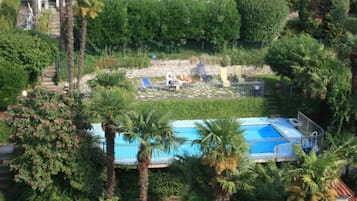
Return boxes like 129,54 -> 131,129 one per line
0,59 -> 28,109
236,0 -> 288,44
223,46 -> 268,66
0,31 -> 58,82
118,169 -> 190,201
133,98 -> 268,120
266,34 -> 352,132
265,34 -> 326,79
284,148 -> 346,201
85,0 -> 240,52
7,89 -> 105,200
0,0 -> 21,31
297,0 -> 350,43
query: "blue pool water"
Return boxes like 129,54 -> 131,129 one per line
111,124 -> 288,161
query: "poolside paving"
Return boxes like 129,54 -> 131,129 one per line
136,81 -> 248,100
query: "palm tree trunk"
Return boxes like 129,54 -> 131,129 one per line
66,0 -> 74,93
214,176 -> 230,201
77,17 -> 87,90
215,189 -> 230,201
59,0 -> 66,52
104,121 -> 116,199
351,52 -> 357,132
138,145 -> 150,201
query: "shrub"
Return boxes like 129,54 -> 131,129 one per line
0,59 -> 28,109
149,171 -> 188,200
223,46 -> 268,66
237,0 -> 289,44
0,31 -> 58,83
318,0 -> 350,43
86,0 -> 129,52
0,0 -> 21,31
7,89 -> 82,190
37,12 -> 51,33
265,34 -> 325,79
346,17 -> 357,34
117,169 -> 189,201
133,98 -> 268,120
86,0 -> 240,52
116,54 -> 150,69
351,0 -> 357,14
204,0 -> 240,51
89,70 -> 134,92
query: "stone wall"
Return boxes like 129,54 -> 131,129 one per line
126,59 -> 273,78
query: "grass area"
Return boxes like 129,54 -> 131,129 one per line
133,98 -> 269,120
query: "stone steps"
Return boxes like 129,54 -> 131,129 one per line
41,65 -> 63,92
0,144 -> 13,191
48,11 -> 60,36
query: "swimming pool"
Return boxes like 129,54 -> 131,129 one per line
91,118 -> 303,164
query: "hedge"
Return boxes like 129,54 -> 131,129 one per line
85,0 -> 241,52
133,98 -> 269,120
237,0 -> 288,44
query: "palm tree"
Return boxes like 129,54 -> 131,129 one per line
284,147 -> 346,201
74,0 -> 104,90
325,132 -> 357,176
89,71 -> 134,90
66,0 -> 74,92
85,86 -> 134,199
345,34 -> 357,131
193,119 -> 249,201
121,110 -> 183,201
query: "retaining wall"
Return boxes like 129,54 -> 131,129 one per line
126,59 -> 273,78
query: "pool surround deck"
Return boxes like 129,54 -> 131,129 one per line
91,117 -> 305,166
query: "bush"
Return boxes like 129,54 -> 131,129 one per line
0,0 -> 21,31
7,89 -> 82,190
86,0 -> 129,52
346,17 -> 357,34
237,0 -> 288,44
322,0 -> 350,43
133,98 -> 269,120
223,46 -> 268,66
0,31 -> 58,83
86,0 -> 240,52
351,0 -> 357,14
149,171 -> 188,200
117,169 -> 189,201
116,54 -> 150,69
0,59 -> 28,109
265,34 -> 325,79
204,0 -> 240,51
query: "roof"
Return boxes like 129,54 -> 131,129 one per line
331,179 -> 354,198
